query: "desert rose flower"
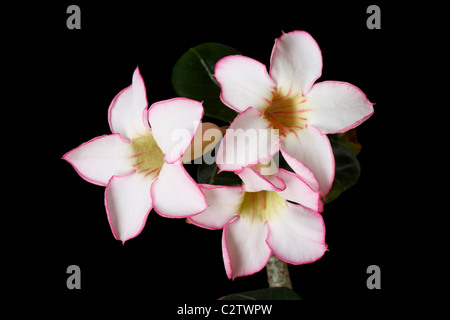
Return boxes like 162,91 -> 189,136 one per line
215,31 -> 374,196
63,67 -> 206,243
189,161 -> 326,279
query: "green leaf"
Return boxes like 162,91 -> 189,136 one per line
172,43 -> 240,123
324,140 -> 361,204
197,161 -> 242,186
328,129 -> 361,155
220,287 -> 302,300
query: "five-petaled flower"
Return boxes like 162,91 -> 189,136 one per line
215,30 -> 374,196
63,67 -> 207,243
189,162 -> 327,279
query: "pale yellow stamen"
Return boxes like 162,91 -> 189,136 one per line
263,89 -> 310,137
129,132 -> 165,180
237,191 -> 286,222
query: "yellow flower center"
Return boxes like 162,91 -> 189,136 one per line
237,190 -> 286,222
263,89 -> 310,137
129,132 -> 165,180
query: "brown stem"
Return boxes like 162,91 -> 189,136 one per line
266,253 -> 293,289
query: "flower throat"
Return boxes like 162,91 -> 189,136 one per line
263,89 -> 310,137
237,190 -> 286,222
129,132 -> 165,180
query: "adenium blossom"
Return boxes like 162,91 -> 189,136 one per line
189,162 -> 326,279
215,31 -> 374,196
63,67 -> 207,243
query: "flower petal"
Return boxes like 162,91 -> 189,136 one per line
63,134 -> 133,186
274,169 -> 323,212
188,185 -> 243,229
280,149 -> 320,192
215,55 -> 276,113
267,202 -> 327,264
222,217 -> 271,279
237,167 -> 285,192
306,81 -> 374,134
216,107 -> 280,172
105,172 -> 153,243
151,161 -> 206,218
281,127 -> 334,197
270,31 -> 322,95
148,98 -> 203,164
108,67 -> 150,140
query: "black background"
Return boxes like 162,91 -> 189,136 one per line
10,0 -> 421,310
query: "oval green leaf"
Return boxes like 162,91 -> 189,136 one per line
172,43 -> 240,123
324,140 -> 361,204
328,129 -> 361,155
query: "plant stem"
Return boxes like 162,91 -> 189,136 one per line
266,253 -> 293,289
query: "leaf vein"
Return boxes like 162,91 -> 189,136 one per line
190,47 -> 220,87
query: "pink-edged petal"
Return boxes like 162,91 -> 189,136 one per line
222,217 -> 271,279
237,167 -> 285,192
273,169 -> 323,212
267,202 -> 327,264
148,98 -> 203,164
63,134 -> 133,186
280,149 -> 319,192
188,185 -> 243,230
108,67 -> 150,140
281,127 -> 334,197
215,55 -> 276,113
105,172 -> 153,243
151,161 -> 206,218
306,81 -> 374,134
270,31 -> 322,95
216,107 -> 280,172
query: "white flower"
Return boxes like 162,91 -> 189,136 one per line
190,164 -> 326,279
215,31 -> 374,196
63,67 -> 207,243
